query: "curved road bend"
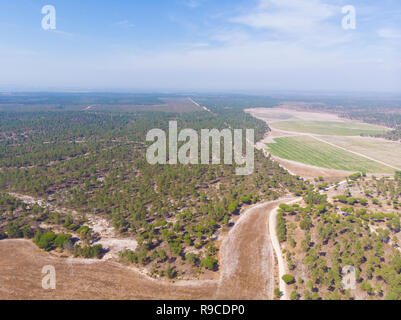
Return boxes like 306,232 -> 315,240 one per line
0,195 -> 301,300
215,198 -> 300,300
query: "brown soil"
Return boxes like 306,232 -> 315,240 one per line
245,107 -> 345,123
215,201 -> 282,300
0,239 -> 217,300
0,200 -> 286,300
272,156 -> 350,181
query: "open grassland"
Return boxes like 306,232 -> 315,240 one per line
0,240 -> 217,300
266,136 -> 394,173
320,135 -> 401,169
270,120 -> 389,136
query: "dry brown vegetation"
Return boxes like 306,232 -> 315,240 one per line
0,200 -> 289,300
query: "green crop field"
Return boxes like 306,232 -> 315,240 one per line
270,121 -> 389,136
266,136 -> 394,173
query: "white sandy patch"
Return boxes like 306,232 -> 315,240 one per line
245,107 -> 345,123
9,192 -> 137,261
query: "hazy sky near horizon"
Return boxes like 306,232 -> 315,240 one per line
0,0 -> 400,92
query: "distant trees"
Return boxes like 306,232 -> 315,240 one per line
0,102 -> 309,278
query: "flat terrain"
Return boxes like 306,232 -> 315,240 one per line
247,107 -> 399,175
320,135 -> 401,169
0,239 -> 216,300
216,201 -> 283,300
270,120 -> 388,136
272,157 -> 352,180
246,107 -> 344,123
267,136 -> 394,173
0,200 -> 290,300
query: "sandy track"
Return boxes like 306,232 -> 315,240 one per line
309,134 -> 401,171
215,201 -> 278,300
269,198 -> 302,300
247,107 -> 398,175
215,198 -> 302,300
270,128 -> 400,171
0,198 -> 296,300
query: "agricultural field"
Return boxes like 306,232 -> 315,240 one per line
320,136 -> 401,169
270,120 -> 389,136
266,136 -> 395,174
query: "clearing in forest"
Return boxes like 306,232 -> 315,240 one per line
269,120 -> 389,136
319,135 -> 401,169
266,136 -> 395,173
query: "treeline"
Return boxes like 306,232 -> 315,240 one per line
0,101 -> 309,277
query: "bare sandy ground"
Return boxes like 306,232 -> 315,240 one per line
320,135 -> 401,170
246,107 -> 345,124
0,198 -> 293,300
215,201 -> 280,300
272,156 -> 351,180
0,239 -> 217,300
247,107 -> 353,179
9,193 -> 138,262
254,132 -> 350,180
246,107 -> 397,178
269,198 -> 302,300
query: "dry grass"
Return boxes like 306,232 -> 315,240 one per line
0,201 -> 284,300
320,135 -> 401,169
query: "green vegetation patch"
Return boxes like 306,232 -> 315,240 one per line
270,121 -> 389,136
267,136 -> 394,173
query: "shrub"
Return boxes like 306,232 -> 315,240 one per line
277,213 -> 287,242
290,290 -> 299,300
282,274 -> 295,285
54,234 -> 72,248
200,256 -> 218,270
185,253 -> 197,265
6,222 -> 22,238
37,232 -> 57,251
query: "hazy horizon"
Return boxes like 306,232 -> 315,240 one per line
1,0 -> 400,93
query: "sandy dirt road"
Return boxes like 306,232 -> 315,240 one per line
216,201 -> 279,299
0,198 -> 294,300
270,128 -> 401,172
309,134 -> 401,171
269,198 -> 302,300
216,199 -> 300,300
247,108 -> 398,175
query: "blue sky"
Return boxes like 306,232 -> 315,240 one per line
0,0 -> 400,92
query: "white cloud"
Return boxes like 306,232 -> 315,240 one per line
182,0 -> 201,9
1,0 -> 400,93
51,30 -> 75,37
377,28 -> 401,39
230,0 -> 339,33
115,20 -> 135,28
